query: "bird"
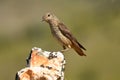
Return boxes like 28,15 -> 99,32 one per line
42,12 -> 86,56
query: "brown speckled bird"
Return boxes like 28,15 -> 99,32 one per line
42,12 -> 86,56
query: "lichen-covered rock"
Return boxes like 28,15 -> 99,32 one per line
15,47 -> 65,80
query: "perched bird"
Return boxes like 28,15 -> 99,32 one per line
42,12 -> 86,56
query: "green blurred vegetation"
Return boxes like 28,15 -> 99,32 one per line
0,0 -> 120,80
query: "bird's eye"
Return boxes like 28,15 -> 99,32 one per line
48,14 -> 50,17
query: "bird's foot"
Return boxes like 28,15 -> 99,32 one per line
60,48 -> 69,53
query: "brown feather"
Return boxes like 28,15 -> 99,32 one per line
58,23 -> 86,56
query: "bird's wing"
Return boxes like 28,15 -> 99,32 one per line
58,23 -> 86,50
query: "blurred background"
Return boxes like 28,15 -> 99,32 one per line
0,0 -> 120,80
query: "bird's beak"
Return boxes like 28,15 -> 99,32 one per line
41,16 -> 45,22
41,19 -> 44,22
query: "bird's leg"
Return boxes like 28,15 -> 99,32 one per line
60,45 -> 69,53
63,45 -> 67,49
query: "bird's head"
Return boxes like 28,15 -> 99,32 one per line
42,12 -> 59,23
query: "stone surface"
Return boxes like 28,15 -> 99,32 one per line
15,47 -> 65,80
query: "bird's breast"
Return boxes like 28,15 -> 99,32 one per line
50,26 -> 72,46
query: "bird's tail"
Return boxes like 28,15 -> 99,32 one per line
72,41 -> 86,56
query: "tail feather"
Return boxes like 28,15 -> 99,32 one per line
77,42 -> 86,51
72,41 -> 86,56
